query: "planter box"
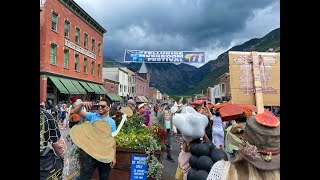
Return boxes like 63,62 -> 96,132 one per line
90,147 -> 163,180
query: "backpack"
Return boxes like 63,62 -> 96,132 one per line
69,109 -> 81,122
40,147 -> 63,180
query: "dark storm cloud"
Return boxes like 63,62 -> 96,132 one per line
74,0 -> 280,64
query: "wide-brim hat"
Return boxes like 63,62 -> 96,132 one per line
138,103 -> 146,109
70,121 -> 115,163
127,99 -> 136,105
227,115 -> 280,170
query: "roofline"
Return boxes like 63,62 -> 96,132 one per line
58,0 -> 107,35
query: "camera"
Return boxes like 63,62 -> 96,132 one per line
91,104 -> 100,111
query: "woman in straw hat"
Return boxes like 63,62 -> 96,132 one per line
71,98 -> 117,180
206,113 -> 280,180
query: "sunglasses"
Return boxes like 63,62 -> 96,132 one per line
98,105 -> 107,108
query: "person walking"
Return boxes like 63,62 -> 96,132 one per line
211,110 -> 226,149
157,101 -> 175,162
71,98 -> 117,180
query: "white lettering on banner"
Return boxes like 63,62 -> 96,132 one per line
64,39 -> 96,59
147,58 -> 183,62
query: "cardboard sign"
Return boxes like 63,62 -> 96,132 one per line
130,154 -> 147,180
228,51 -> 280,106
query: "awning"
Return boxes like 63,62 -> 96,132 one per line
141,96 -> 148,102
70,80 -> 87,94
98,85 -> 108,94
114,94 -> 123,102
106,93 -> 118,101
136,96 -> 146,102
79,81 -> 94,93
87,82 -> 104,94
59,77 -> 81,94
48,76 -> 69,94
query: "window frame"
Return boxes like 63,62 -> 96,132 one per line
83,57 -> 88,74
92,38 -> 95,52
50,43 -> 57,65
91,61 -> 95,76
75,27 -> 80,44
74,54 -> 79,71
98,43 -> 101,56
64,21 -> 70,37
98,64 -> 101,77
84,33 -> 88,48
51,12 -> 58,31
63,49 -> 69,68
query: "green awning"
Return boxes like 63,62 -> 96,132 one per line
87,82 -> 103,94
48,76 -> 69,94
114,94 -> 123,101
59,77 -> 80,94
106,93 -> 118,101
79,81 -> 94,93
98,85 -> 108,94
71,80 -> 87,94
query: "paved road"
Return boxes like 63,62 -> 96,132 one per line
62,109 -> 180,180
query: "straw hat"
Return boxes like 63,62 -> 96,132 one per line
227,115 -> 280,170
70,121 -> 116,163
127,99 -> 136,105
138,103 -> 146,109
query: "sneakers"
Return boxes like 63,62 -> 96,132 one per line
66,134 -> 71,141
167,156 -> 175,162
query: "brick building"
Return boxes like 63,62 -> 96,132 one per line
148,87 -> 158,103
40,0 -> 108,105
135,61 -> 150,102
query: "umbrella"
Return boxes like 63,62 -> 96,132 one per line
189,99 -> 208,105
240,104 -> 273,115
213,100 -> 233,112
219,104 -> 244,121
219,103 -> 274,122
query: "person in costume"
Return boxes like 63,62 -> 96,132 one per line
71,98 -> 116,180
207,113 -> 280,179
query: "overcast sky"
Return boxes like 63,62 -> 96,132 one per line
74,0 -> 280,67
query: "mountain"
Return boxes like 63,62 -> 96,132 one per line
103,57 -> 125,67
103,28 -> 280,96
187,28 -> 280,95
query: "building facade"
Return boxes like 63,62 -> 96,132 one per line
219,73 -> 231,101
102,67 -> 129,98
40,0 -> 108,105
148,87 -> 158,103
103,79 -> 119,94
136,61 -> 150,98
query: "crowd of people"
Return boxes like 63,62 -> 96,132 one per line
40,97 -> 280,180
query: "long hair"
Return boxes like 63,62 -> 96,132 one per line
225,156 -> 280,180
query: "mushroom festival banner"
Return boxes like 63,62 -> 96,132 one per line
124,50 -> 205,63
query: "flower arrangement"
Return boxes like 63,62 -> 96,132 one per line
116,114 -> 165,180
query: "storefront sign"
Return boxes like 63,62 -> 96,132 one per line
64,39 -> 96,59
130,154 -> 147,180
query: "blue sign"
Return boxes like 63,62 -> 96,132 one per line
130,154 -> 147,180
124,50 -> 205,63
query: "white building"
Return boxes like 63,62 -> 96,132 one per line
103,67 -> 129,97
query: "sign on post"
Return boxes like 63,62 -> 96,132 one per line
228,51 -> 280,106
130,154 -> 147,180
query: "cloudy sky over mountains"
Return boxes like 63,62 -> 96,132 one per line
74,0 -> 280,66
